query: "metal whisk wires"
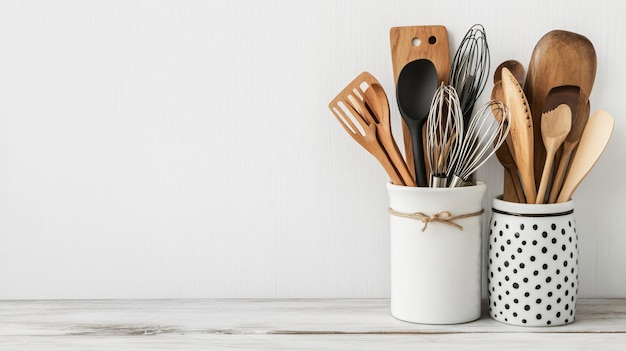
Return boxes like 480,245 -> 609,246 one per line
426,84 -> 464,187
449,24 -> 490,125
448,100 -> 510,187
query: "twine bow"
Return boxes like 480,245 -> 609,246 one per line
388,208 -> 484,232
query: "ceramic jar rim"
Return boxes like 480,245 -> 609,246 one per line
492,196 -> 574,216
387,181 -> 486,194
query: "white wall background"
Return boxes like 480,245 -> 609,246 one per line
0,0 -> 624,299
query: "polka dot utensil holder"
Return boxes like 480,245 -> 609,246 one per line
488,196 -> 578,327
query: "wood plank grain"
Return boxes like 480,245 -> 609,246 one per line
2,299 -> 626,350
1,333 -> 626,351
1,299 -> 626,337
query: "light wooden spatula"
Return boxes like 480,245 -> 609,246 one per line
556,109 -> 614,203
501,67 -> 536,204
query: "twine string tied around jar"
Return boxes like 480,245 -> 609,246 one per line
388,208 -> 484,232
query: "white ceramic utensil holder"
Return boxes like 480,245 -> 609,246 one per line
386,182 -> 486,324
488,197 -> 578,327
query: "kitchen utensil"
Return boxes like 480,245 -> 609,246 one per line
557,109 -> 614,203
329,75 -> 404,185
426,84 -> 464,187
492,70 -> 525,202
535,85 -> 580,202
549,98 -> 590,203
501,67 -> 537,203
449,24 -> 490,125
493,60 -> 526,87
524,30 -> 597,184
448,100 -> 510,187
540,85 -> 580,116
390,26 -> 451,180
536,104 -> 571,204
360,75 -> 416,186
396,59 -> 439,187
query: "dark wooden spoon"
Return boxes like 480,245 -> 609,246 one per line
494,60 -> 526,87
549,95 -> 590,203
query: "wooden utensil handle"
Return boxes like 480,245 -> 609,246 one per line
548,141 -> 577,203
502,168 -> 519,202
536,153 -> 556,204
372,142 -> 405,186
379,131 -> 416,187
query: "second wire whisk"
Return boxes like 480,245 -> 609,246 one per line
448,100 -> 511,187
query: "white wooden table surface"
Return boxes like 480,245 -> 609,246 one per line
1,299 -> 625,350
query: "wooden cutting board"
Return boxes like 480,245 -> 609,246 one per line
390,25 -> 450,181
390,26 -> 450,86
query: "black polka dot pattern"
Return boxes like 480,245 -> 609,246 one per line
488,206 -> 578,327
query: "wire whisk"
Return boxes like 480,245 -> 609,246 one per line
448,100 -> 510,187
449,24 -> 490,125
426,84 -> 464,187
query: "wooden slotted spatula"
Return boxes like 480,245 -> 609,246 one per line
549,96 -> 590,203
540,85 -> 581,195
329,73 -> 405,185
556,110 -> 614,203
360,75 -> 416,186
536,104 -> 571,204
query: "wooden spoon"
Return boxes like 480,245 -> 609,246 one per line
361,78 -> 416,186
501,67 -> 536,204
536,104 -> 571,204
492,60 -> 527,202
494,60 -> 526,87
557,110 -> 614,202
524,30 -> 597,185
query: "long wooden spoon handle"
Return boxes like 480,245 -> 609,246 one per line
512,171 -> 526,203
401,124 -> 415,182
379,133 -> 416,186
548,141 -> 577,203
536,153 -> 556,204
373,142 -> 406,186
503,168 -> 519,202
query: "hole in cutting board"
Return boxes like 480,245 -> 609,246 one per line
413,36 -> 437,47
